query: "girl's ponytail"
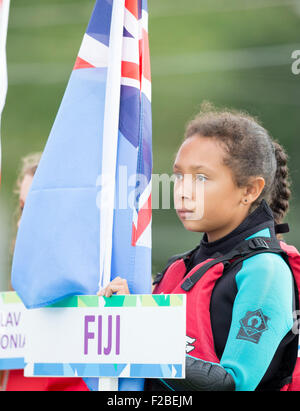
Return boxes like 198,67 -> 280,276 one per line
269,141 -> 291,225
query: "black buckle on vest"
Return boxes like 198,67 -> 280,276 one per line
153,272 -> 164,285
248,237 -> 269,250
275,222 -> 290,234
181,277 -> 194,292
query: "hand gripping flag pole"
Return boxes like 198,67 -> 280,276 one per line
0,0 -> 10,185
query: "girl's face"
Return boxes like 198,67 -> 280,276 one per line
18,173 -> 34,227
173,134 -> 250,242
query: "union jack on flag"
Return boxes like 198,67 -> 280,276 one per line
0,0 -> 10,184
12,0 -> 152,312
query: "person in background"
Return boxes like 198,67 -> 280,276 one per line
0,152 -> 89,391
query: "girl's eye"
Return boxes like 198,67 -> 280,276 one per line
195,174 -> 207,182
172,173 -> 183,181
172,173 -> 207,182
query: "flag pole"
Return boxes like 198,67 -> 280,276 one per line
98,0 -> 125,392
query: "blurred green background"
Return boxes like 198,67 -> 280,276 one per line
1,0 -> 300,289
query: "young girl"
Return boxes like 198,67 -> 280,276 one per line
100,103 -> 299,391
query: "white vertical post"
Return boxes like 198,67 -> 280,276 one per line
0,0 -> 10,176
98,0 -> 125,391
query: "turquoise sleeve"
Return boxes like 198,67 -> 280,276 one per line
220,252 -> 294,391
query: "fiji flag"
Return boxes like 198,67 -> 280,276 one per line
12,0 -> 152,305
12,0 -> 152,391
12,0 -> 152,345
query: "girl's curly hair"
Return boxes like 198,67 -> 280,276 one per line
184,102 -> 291,237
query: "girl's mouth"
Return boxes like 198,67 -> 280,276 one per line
177,209 -> 194,219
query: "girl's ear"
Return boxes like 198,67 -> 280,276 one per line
243,176 -> 265,204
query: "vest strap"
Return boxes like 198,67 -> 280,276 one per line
181,236 -> 285,292
275,223 -> 290,234
153,244 -> 200,285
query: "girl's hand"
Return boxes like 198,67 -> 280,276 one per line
97,276 -> 130,297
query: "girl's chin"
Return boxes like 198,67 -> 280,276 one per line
180,218 -> 204,232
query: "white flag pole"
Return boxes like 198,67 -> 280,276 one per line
0,0 -> 10,179
98,0 -> 125,391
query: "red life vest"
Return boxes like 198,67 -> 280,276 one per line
153,235 -> 300,391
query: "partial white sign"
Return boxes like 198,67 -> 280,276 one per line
0,292 -> 26,369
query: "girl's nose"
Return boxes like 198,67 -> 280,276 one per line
179,175 -> 193,199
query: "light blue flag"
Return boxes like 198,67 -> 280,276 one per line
11,0 -> 152,391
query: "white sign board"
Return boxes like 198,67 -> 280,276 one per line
0,292 -> 26,370
24,294 -> 186,379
